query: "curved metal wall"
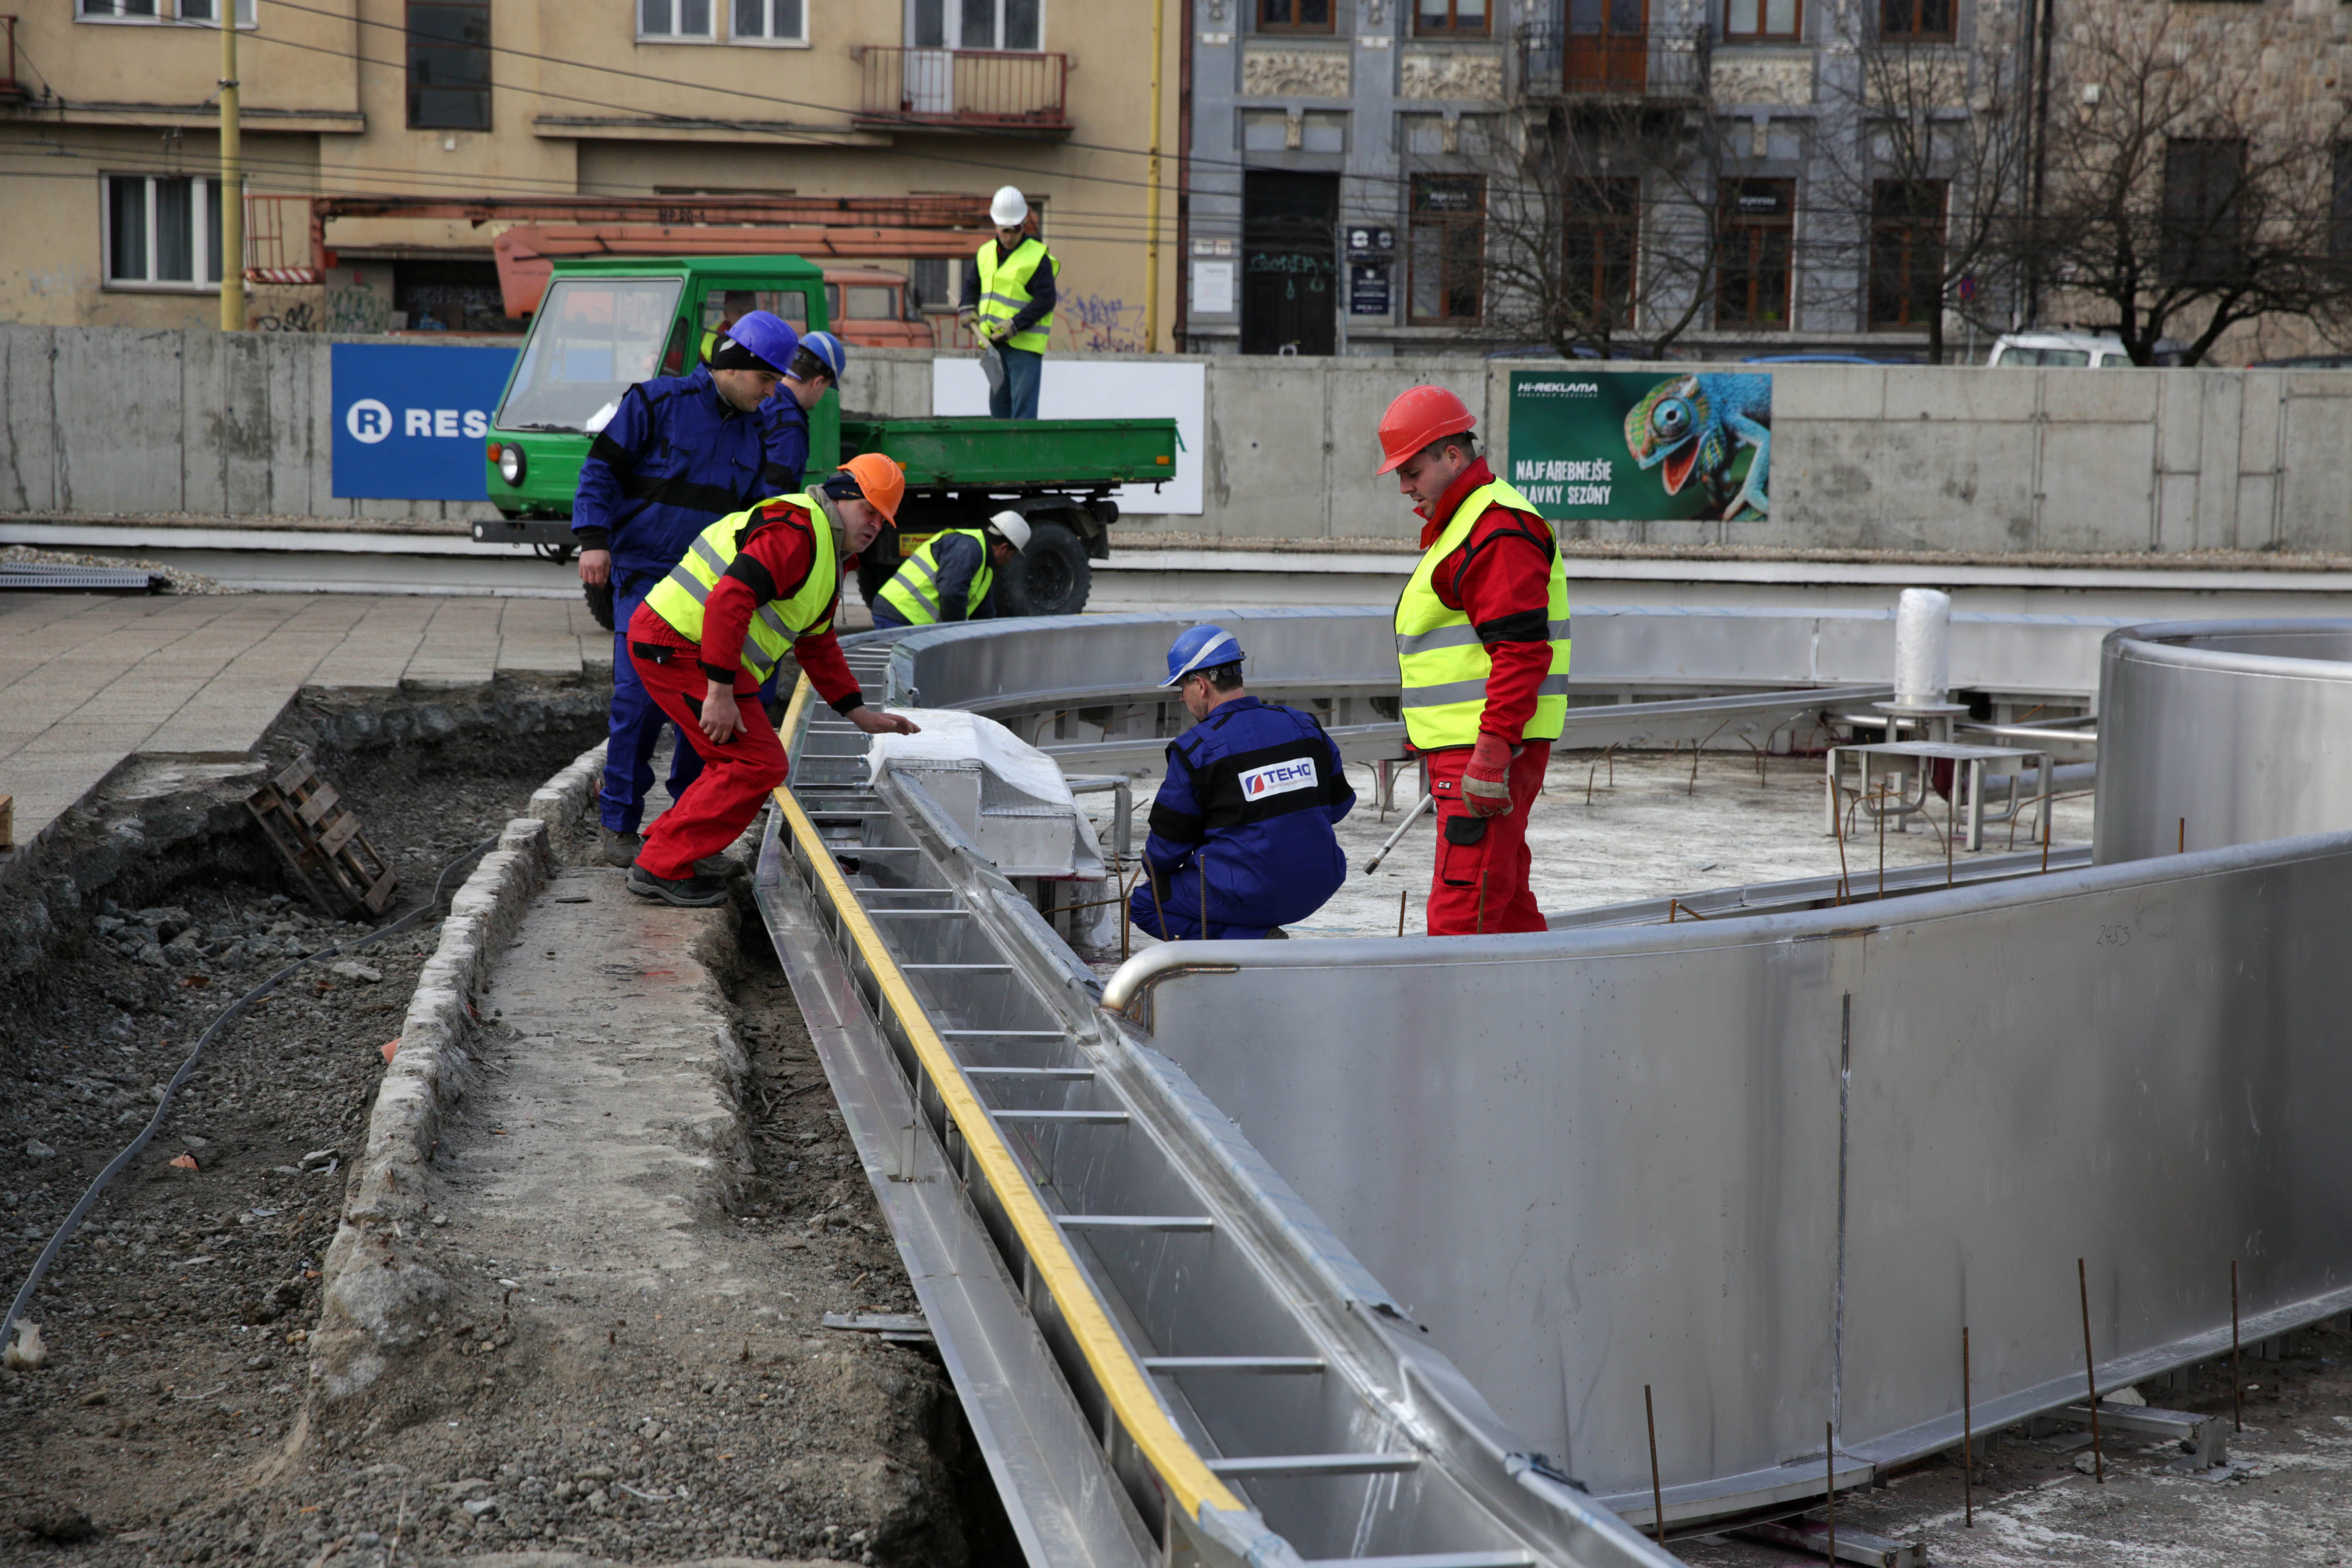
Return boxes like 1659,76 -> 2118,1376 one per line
1113,832 -> 2352,1520
2096,620 -> 2352,863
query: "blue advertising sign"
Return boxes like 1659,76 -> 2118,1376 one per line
330,343 -> 520,501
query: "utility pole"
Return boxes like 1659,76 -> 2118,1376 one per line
1144,0 -> 1165,351
218,3 -> 243,332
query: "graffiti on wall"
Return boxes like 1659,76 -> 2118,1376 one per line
249,287 -> 393,335
1060,292 -> 1146,353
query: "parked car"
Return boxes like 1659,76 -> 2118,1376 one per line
1743,352 -> 1924,365
1987,331 -> 2186,368
820,267 -> 936,350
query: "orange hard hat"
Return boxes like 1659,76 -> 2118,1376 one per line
836,452 -> 907,523
1375,385 -> 1476,474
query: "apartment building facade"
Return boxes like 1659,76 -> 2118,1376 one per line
0,0 -> 1179,349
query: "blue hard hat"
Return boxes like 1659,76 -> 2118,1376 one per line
717,310 -> 798,374
1161,624 -> 1246,688
798,330 -> 848,380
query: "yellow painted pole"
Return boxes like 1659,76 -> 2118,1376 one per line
218,4 -> 243,332
1144,0 -> 1165,351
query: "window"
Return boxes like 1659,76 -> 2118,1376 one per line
1416,0 -> 1489,37
910,0 -> 1040,49
1409,175 -> 1486,323
1878,0 -> 1951,40
1564,177 -> 1639,329
640,0 -> 714,38
1868,178 -> 1944,327
78,0 -> 255,18
2161,137 -> 2247,283
1715,177 -> 1794,327
2332,143 -> 2352,261
1258,0 -> 1334,34
1725,0 -> 1800,40
731,0 -> 806,43
103,174 -> 226,290
407,2 -> 490,129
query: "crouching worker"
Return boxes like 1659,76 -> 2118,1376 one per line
870,509 -> 1030,629
1129,625 -> 1354,941
625,452 -> 921,907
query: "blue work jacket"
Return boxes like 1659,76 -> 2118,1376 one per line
571,365 -> 804,585
1143,695 -> 1354,928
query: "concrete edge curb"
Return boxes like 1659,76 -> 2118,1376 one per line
527,741 -> 608,838
310,813 -> 553,1400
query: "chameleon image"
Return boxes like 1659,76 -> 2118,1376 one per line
1623,373 -> 1772,520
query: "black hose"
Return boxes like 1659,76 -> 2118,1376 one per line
1,836 -> 502,1360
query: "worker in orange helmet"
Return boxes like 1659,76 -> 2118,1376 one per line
624,452 -> 921,906
1376,385 -> 1572,935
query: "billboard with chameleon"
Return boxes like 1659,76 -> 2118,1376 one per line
1505,369 -> 1771,523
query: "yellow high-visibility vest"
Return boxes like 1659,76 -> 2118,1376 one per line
975,236 -> 1055,354
642,492 -> 839,684
1392,478 -> 1571,748
876,528 -> 993,626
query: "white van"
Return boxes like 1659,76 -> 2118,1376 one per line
1987,331 -> 2187,368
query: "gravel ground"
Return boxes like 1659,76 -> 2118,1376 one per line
0,712 -> 1002,1566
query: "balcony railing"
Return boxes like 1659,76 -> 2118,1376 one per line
1515,20 -> 1710,102
854,46 -> 1071,136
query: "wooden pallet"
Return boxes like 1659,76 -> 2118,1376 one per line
245,755 -> 397,918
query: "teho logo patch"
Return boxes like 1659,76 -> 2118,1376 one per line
1240,757 -> 1319,800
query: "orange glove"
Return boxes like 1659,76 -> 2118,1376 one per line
1464,732 -> 1515,818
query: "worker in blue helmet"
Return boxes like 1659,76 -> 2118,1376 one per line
763,330 -> 848,497
1129,625 -> 1356,942
573,307 -> 811,868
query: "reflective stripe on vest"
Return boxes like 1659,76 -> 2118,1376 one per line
642,492 -> 840,684
1392,477 -> 1572,748
875,528 -> 993,626
975,237 -> 1054,354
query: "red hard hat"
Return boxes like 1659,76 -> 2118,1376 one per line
1375,385 -> 1476,474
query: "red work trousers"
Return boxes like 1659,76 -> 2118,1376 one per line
627,645 -> 788,881
1423,739 -> 1550,936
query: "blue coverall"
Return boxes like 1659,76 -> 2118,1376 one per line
867,531 -> 1004,628
1129,696 -> 1355,940
572,366 -> 809,834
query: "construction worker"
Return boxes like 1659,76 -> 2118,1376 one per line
575,310 -> 812,868
869,509 -> 1031,629
697,289 -> 759,362
961,185 -> 1057,420
1128,626 -> 1354,942
623,453 -> 921,907
1376,385 -> 1571,936
761,330 -> 848,499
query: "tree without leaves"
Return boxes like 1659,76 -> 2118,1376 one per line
2011,2 -> 2352,365
1814,8 -> 2035,363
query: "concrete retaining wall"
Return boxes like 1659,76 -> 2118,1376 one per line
11,323 -> 2352,553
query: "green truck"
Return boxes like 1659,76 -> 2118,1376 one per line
471,254 -> 1178,617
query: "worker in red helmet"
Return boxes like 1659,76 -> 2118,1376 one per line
1376,385 -> 1572,935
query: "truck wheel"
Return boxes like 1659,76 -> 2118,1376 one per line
1010,523 -> 1092,617
584,579 -> 615,633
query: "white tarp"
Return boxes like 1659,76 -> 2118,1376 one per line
865,708 -> 1074,808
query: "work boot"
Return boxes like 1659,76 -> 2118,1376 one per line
599,827 -> 642,868
625,864 -> 730,908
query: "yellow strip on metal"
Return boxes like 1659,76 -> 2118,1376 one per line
770,678 -> 1244,1526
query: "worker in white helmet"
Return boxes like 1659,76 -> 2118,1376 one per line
960,185 -> 1058,420
871,510 -> 1032,628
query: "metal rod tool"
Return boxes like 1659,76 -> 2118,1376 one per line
1363,791 -> 1433,875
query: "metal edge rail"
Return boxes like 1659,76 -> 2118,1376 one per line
761,675 -> 1292,1568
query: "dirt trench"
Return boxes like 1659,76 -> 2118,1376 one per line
0,689 -> 1009,1566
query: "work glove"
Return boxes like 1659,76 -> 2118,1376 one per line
1463,733 -> 1516,819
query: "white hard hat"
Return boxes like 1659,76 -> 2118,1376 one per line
989,185 -> 1030,227
987,509 -> 1032,551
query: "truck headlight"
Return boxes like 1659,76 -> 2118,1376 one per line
497,444 -> 527,486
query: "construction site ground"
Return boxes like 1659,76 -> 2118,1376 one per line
2,583 -> 2346,1568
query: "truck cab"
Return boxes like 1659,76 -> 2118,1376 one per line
477,255 -> 837,544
